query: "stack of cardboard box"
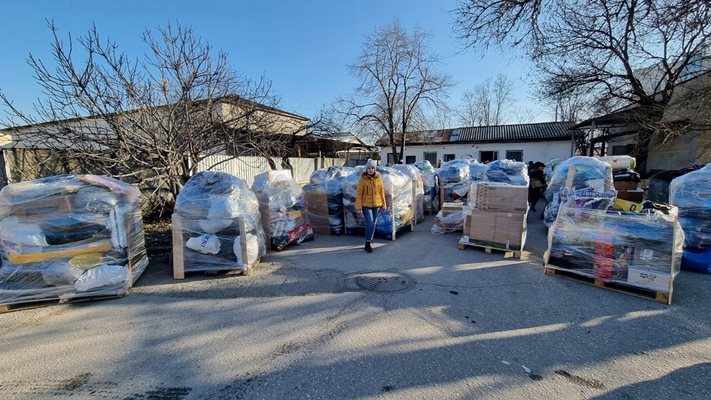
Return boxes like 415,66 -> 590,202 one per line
615,180 -> 643,203
463,182 -> 528,250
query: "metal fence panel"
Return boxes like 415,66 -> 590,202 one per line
196,156 -> 344,187
289,157 -> 315,184
195,155 -> 280,187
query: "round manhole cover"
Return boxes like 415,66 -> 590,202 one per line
354,272 -> 414,292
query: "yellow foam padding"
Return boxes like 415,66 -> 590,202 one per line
614,198 -> 643,212
287,210 -> 303,219
68,253 -> 105,270
8,240 -> 113,264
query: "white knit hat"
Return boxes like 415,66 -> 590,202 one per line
365,159 -> 377,169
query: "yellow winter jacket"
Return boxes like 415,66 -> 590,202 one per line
356,172 -> 386,209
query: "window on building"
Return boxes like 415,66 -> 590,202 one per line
505,150 -> 523,162
423,152 -> 437,166
405,155 -> 416,164
444,153 -> 456,162
479,151 -> 498,163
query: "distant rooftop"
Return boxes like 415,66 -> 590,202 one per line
375,121 -> 576,146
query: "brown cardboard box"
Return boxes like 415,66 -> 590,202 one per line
493,212 -> 526,248
614,181 -> 639,191
616,189 -> 644,203
442,202 -> 464,216
467,210 -> 526,249
463,213 -> 472,234
468,182 -> 528,212
304,191 -> 331,235
467,210 -> 497,242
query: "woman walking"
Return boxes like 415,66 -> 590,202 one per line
356,159 -> 387,252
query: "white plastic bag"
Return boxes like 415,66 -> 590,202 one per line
233,234 -> 260,266
186,234 -> 221,254
75,264 -> 128,291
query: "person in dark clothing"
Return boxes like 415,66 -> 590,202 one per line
528,162 -> 546,211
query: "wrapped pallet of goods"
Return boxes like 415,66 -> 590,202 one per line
171,171 -> 266,279
391,164 -> 425,224
669,164 -> 711,274
343,166 -> 414,240
459,181 -> 529,256
484,159 -> 529,186
252,170 -> 313,251
437,160 -> 471,204
0,175 -> 149,311
544,156 -> 615,227
431,202 -> 465,234
413,161 -> 437,214
303,166 -> 355,235
544,190 -> 682,304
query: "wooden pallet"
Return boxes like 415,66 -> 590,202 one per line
544,266 -> 672,304
458,238 -> 522,258
176,260 -> 260,278
172,214 -> 259,279
1,294 -> 123,314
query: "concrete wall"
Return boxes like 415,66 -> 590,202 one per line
647,130 -> 711,173
384,140 -> 573,165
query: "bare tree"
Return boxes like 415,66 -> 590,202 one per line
458,74 -> 514,126
0,21 -> 294,218
337,21 -> 451,163
453,0 -> 711,157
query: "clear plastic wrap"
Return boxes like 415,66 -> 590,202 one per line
343,166 -> 414,239
543,156 -> 614,227
252,170 -> 313,250
544,199 -> 682,298
669,164 -> 711,273
173,171 -> 266,274
303,166 -> 355,235
468,161 -> 488,182
414,161 -> 437,214
485,160 -> 529,186
413,160 -> 435,175
391,164 -> 425,221
431,209 -> 465,234
544,158 -> 562,183
0,174 -> 148,306
437,160 -> 471,203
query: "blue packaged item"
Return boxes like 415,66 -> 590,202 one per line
669,164 -> 711,273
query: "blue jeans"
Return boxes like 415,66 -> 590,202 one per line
362,207 -> 380,242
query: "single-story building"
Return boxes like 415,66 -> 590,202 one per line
375,121 -> 577,166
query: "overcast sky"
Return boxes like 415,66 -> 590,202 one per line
0,0 -> 552,127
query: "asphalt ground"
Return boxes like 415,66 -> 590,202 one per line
1,208 -> 710,399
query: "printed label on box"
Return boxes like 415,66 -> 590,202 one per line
639,249 -> 654,261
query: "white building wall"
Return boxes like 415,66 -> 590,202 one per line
386,140 -> 573,165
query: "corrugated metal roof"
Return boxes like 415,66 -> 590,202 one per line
455,121 -> 576,142
374,121 -> 576,146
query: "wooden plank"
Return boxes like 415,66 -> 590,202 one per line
458,238 -> 521,259
172,213 -> 185,280
1,294 -> 123,314
544,265 -> 672,304
238,217 -> 251,275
